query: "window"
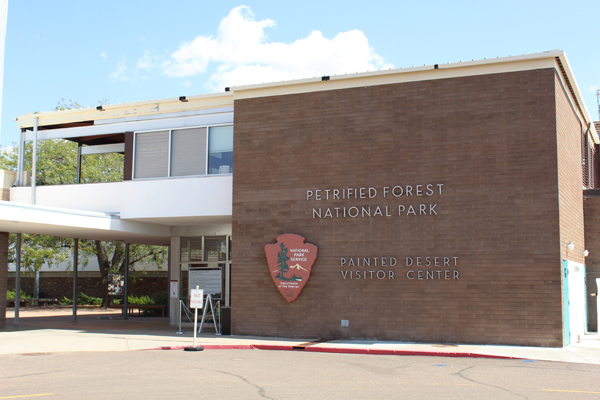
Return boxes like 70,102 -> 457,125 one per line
133,124 -> 232,179
208,125 -> 233,174
171,127 -> 207,176
134,131 -> 169,179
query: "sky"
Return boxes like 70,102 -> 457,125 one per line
1,0 -> 599,147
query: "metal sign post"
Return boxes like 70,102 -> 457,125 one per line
184,287 -> 204,352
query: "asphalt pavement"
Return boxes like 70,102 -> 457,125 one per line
1,307 -> 599,364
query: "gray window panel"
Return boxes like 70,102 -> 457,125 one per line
134,130 -> 169,178
171,127 -> 207,177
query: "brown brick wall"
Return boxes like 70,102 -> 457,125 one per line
232,69 -> 566,346
7,274 -> 168,301
555,72 -> 588,344
584,198 -> 600,331
556,73 -> 586,265
0,232 -> 7,325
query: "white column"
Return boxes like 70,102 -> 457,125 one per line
169,236 -> 180,327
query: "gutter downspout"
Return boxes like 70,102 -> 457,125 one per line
585,123 -> 592,188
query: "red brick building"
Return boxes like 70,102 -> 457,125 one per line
1,51 -> 598,347
230,52 -> 598,347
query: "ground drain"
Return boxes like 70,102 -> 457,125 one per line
292,339 -> 329,350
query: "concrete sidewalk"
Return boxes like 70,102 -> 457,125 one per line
2,307 -> 599,364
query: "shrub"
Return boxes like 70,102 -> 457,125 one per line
58,292 -> 102,306
79,292 -> 102,306
151,291 -> 168,306
127,294 -> 153,305
6,289 -> 32,299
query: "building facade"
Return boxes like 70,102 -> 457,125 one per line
1,51 -> 598,347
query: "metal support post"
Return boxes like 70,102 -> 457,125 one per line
123,243 -> 129,320
14,233 -> 21,326
72,239 -> 79,322
76,142 -> 82,184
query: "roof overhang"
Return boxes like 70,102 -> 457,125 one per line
16,92 -> 234,132
0,201 -> 172,245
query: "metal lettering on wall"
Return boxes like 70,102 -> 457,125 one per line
303,184 -> 460,283
340,256 -> 459,281
307,184 -> 444,218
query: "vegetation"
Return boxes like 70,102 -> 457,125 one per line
58,292 -> 103,306
6,289 -> 32,299
1,100 -> 168,306
113,292 -> 168,306
111,292 -> 168,315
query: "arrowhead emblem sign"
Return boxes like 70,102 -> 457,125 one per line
265,233 -> 318,302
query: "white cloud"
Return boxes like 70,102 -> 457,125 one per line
109,58 -> 129,81
161,5 -> 392,91
137,50 -> 159,70
100,52 -> 107,60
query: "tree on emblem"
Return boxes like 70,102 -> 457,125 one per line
276,242 -> 290,279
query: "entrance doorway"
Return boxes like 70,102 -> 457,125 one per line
177,236 -> 231,331
563,260 -> 587,345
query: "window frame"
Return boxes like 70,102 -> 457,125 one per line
132,123 -> 233,180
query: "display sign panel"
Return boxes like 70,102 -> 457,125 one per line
188,268 -> 222,298
108,273 -> 124,296
170,281 -> 178,299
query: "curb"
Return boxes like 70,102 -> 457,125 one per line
147,343 -> 521,360
254,344 -> 520,359
150,344 -> 254,351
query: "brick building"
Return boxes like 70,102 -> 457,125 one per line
1,50 -> 598,347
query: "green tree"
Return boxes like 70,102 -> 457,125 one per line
2,100 -> 167,304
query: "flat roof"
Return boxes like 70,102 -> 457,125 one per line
16,92 -> 234,131
16,50 -> 597,141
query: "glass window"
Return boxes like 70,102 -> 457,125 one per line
180,237 -> 203,262
204,237 -> 228,261
208,125 -> 233,174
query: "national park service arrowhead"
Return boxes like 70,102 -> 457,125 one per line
265,234 -> 318,302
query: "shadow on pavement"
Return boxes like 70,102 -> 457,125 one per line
2,306 -> 210,338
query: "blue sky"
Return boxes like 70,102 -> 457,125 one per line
2,0 -> 599,146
